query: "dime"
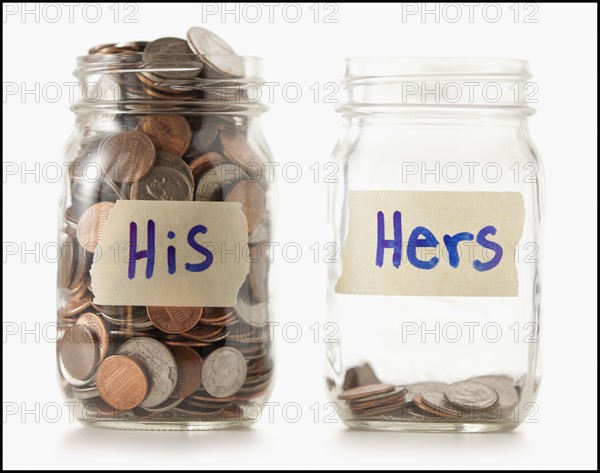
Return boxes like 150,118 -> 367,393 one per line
338,383 -> 395,401
98,131 -> 156,183
201,347 -> 247,398
235,284 -> 268,326
186,27 -> 245,78
194,163 -> 247,201
97,355 -> 148,410
129,165 -> 193,201
58,325 -> 98,381
444,380 -> 498,411
226,180 -> 266,232
117,337 -> 178,408
76,201 -> 115,253
139,115 -> 192,157
170,346 -> 203,398
76,312 -> 110,362
468,375 -> 519,410
147,306 -> 203,334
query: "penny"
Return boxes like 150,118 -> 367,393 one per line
444,380 -> 498,411
98,131 -> 156,183
147,306 -> 203,334
170,346 -> 203,398
184,122 -> 219,158
195,163 -> 247,202
468,375 -> 519,410
201,347 -> 247,398
138,115 -> 192,157
76,201 -> 115,253
219,131 -> 262,174
418,392 -> 462,418
348,386 -> 408,407
97,355 -> 148,410
58,324 -> 98,381
226,180 -> 266,232
142,37 -> 201,79
188,152 -> 226,181
338,383 -> 395,401
186,27 -> 245,78
130,165 -> 193,201
76,312 -> 110,362
117,337 -> 178,408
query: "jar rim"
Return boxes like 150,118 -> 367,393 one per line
344,57 -> 530,80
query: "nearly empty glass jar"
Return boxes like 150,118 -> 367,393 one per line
327,58 -> 543,432
56,28 -> 274,430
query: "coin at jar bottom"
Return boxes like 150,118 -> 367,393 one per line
444,381 -> 498,411
96,355 -> 149,410
201,347 -> 247,398
116,337 -> 178,408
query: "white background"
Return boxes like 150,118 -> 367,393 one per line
2,2 -> 597,470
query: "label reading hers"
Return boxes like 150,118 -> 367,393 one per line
336,191 -> 525,297
90,201 -> 250,307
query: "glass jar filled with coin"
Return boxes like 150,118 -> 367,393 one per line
327,58 -> 543,432
57,27 -> 274,429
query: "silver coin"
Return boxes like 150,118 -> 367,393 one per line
236,286 -> 268,327
405,381 -> 447,402
142,37 -> 201,79
201,347 -> 247,398
194,163 -> 247,202
468,375 -> 519,410
117,337 -> 178,408
157,151 -> 194,186
72,386 -> 100,400
444,380 -> 498,410
135,397 -> 184,413
186,27 -> 245,78
130,165 -> 193,201
58,325 -> 98,381
184,122 -> 219,158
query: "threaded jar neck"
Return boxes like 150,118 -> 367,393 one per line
338,57 -> 535,117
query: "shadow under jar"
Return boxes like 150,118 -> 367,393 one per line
57,36 -> 274,430
327,58 -> 544,432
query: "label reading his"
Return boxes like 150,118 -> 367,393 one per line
336,191 -> 525,297
90,200 -> 250,307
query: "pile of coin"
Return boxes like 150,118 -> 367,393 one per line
337,373 -> 521,423
57,27 -> 272,425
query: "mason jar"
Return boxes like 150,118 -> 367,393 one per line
56,31 -> 274,430
327,58 -> 543,432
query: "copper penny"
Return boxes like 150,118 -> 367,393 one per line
76,312 -> 110,362
76,201 -> 115,253
147,306 -> 203,334
414,392 -> 462,418
97,355 -> 148,410
170,346 -> 203,398
219,131 -> 263,174
138,115 -> 192,157
58,325 -> 98,381
338,383 -> 395,401
225,180 -> 266,233
98,131 -> 156,183
188,152 -> 226,181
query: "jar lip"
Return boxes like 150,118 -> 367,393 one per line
344,57 -> 530,80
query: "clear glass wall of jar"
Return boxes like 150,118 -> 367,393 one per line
327,58 -> 543,432
57,43 -> 274,430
